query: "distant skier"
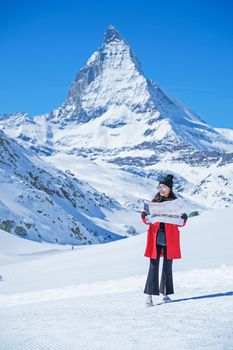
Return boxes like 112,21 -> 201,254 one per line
141,174 -> 188,307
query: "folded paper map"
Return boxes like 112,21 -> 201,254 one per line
143,199 -> 185,225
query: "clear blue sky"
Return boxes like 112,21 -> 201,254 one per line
1,0 -> 232,128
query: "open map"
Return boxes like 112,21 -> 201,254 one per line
144,199 -> 186,225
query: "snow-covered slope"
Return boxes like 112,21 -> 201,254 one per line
0,208 -> 232,293
0,129 -> 137,244
43,153 -> 233,209
0,208 -> 233,349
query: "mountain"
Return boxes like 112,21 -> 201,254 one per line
1,26 -> 233,155
0,129 -> 136,244
47,26 -> 232,155
0,25 -> 232,210
215,127 -> 233,142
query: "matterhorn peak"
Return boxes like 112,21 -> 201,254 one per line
104,25 -> 123,44
44,26 -> 233,156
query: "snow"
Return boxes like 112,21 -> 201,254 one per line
43,150 -> 233,210
215,127 -> 233,142
52,104 -> 158,150
82,39 -> 150,112
0,208 -> 233,349
40,153 -> 156,209
86,51 -> 99,66
0,229 -> 68,265
0,128 -> 139,244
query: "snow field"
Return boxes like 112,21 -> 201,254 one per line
0,266 -> 233,350
1,208 -> 233,349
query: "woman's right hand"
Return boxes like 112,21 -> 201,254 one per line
141,211 -> 148,219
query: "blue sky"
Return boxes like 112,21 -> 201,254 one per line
1,0 -> 232,128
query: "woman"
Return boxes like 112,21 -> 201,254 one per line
141,174 -> 188,307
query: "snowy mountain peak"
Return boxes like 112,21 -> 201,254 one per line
2,27 -> 233,157
49,26 -> 215,134
104,25 -> 123,44
50,25 -> 151,125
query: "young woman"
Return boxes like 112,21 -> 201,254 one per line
141,174 -> 188,307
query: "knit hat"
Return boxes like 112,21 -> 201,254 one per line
159,174 -> 174,190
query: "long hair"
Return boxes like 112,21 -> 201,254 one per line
152,191 -> 177,203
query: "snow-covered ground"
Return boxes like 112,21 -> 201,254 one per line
0,208 -> 233,349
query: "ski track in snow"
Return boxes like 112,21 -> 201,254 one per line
1,267 -> 233,350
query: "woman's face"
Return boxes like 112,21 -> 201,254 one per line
158,184 -> 171,197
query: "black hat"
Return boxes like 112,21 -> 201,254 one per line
159,174 -> 174,190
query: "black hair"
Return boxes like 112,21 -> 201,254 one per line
151,190 -> 177,203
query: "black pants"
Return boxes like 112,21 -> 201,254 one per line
144,245 -> 174,295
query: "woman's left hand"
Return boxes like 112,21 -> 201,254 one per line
181,213 -> 188,221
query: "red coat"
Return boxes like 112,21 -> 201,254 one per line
142,218 -> 186,260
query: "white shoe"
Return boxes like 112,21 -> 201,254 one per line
145,295 -> 153,307
163,295 -> 172,303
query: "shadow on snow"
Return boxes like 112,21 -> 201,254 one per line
159,291 -> 233,305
